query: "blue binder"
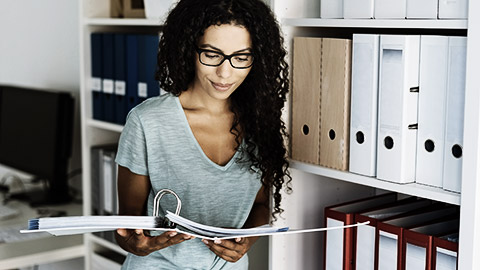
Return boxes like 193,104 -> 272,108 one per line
126,34 -> 140,114
114,34 -> 127,125
145,34 -> 160,98
137,35 -> 148,104
90,33 -> 104,120
102,33 -> 116,123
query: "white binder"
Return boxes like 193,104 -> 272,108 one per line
375,0 -> 406,19
415,36 -> 449,188
438,0 -> 468,19
321,0 -> 343,19
376,35 -> 420,184
406,0 -> 438,19
442,36 -> 467,193
349,34 -> 380,177
344,0 -> 374,19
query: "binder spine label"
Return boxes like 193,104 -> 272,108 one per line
103,79 -> 114,94
115,80 -> 126,96
91,77 -> 102,92
138,82 -> 148,98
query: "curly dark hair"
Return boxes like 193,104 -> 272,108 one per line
156,0 -> 291,220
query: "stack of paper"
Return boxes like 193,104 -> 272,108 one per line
21,211 -> 369,240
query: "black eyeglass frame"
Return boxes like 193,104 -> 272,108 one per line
195,47 -> 254,69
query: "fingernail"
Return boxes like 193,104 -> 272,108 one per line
235,237 -> 242,242
135,230 -> 142,235
202,239 -> 209,244
214,239 -> 222,244
169,232 -> 178,237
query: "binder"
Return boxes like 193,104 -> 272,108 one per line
102,33 -> 116,123
319,38 -> 352,171
291,37 -> 351,170
91,144 -> 118,242
291,37 -> 322,164
137,34 -> 159,103
403,218 -> 459,270
354,197 -> 432,269
126,34 -> 141,113
144,34 -> 160,98
376,35 -> 420,184
91,33 -> 104,121
320,0 -> 343,19
324,193 -> 398,270
376,204 -> 459,270
406,0 -> 438,19
415,36 -> 449,188
344,0 -> 374,19
114,33 -> 127,125
438,0 -> 468,19
349,34 -> 379,177
442,36 -> 467,193
432,233 -> 458,270
374,0 -> 406,19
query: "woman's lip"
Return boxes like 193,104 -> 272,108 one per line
212,82 -> 233,91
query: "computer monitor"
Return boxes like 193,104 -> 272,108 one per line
0,85 -> 74,205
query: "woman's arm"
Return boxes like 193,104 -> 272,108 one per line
202,185 -> 270,262
114,165 -> 193,256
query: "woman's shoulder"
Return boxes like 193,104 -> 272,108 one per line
130,92 -> 178,115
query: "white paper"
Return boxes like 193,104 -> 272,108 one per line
21,212 -> 369,241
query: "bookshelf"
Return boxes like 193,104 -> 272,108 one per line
79,0 -> 161,268
79,0 -> 479,269
271,0 -> 480,269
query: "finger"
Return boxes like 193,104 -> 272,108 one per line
202,239 -> 242,262
116,228 -> 127,237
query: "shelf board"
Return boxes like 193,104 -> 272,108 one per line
87,119 -> 124,133
83,18 -> 162,26
282,18 -> 468,29
290,160 -> 461,205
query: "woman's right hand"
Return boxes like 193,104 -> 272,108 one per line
115,228 -> 194,256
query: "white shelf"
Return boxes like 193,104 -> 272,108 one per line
83,18 -> 162,26
282,18 -> 468,29
86,119 -> 123,133
290,160 -> 461,205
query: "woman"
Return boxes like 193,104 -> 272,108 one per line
114,0 -> 291,268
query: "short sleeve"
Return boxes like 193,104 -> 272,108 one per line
115,109 -> 149,175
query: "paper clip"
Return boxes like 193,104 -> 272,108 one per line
152,189 -> 182,229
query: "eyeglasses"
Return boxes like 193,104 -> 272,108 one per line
195,47 -> 254,69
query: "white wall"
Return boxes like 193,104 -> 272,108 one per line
0,0 -> 81,192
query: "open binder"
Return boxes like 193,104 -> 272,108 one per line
21,189 -> 368,240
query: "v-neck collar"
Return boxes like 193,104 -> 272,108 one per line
174,96 -> 240,171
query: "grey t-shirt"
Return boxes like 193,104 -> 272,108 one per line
115,93 -> 262,270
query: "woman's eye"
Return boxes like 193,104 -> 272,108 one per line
234,55 -> 251,62
205,52 -> 221,59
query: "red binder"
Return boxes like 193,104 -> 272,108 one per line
432,233 -> 458,270
376,204 -> 459,270
402,217 -> 459,270
354,197 -> 432,269
324,192 -> 398,270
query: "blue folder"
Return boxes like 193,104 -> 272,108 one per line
102,33 -> 116,123
144,34 -> 160,98
126,34 -> 140,114
90,33 -> 104,120
114,34 -> 127,125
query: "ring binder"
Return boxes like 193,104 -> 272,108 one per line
152,189 -> 182,229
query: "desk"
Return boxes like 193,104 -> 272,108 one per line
0,200 -> 84,269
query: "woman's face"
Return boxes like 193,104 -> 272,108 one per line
192,23 -> 252,101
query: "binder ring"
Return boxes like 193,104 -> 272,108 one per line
152,189 -> 182,217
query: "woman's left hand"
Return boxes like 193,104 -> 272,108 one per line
202,237 -> 258,263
